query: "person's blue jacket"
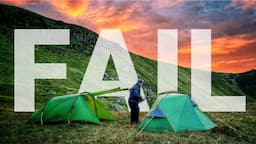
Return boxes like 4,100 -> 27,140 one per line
129,83 -> 143,103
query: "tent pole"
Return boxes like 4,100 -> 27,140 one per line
137,116 -> 154,136
92,96 -> 98,116
67,96 -> 80,124
67,108 -> 73,124
68,112 -> 71,124
40,112 -> 44,125
208,113 -> 238,132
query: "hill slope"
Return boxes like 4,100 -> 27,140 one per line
0,4 -> 255,144
0,4 -> 254,107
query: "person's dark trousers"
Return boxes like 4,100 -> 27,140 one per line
128,100 -> 139,124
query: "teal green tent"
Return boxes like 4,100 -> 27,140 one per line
28,88 -> 127,124
139,93 -> 216,132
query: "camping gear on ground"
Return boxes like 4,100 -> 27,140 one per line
28,87 -> 127,124
139,93 -> 216,132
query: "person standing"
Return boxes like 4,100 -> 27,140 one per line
128,79 -> 145,124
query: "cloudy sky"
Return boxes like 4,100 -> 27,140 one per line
1,0 -> 255,73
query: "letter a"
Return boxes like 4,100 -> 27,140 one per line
79,29 -> 150,112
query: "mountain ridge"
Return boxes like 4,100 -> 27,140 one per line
0,4 -> 255,109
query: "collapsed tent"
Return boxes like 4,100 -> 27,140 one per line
139,93 -> 216,132
28,87 -> 127,124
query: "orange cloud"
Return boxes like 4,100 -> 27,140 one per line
176,34 -> 255,55
84,2 -> 142,32
1,0 -> 255,73
212,34 -> 255,55
154,0 -> 185,8
212,58 -> 256,73
0,0 -> 38,6
164,34 -> 256,73
0,0 -> 88,17
51,0 -> 88,17
94,16 -> 139,32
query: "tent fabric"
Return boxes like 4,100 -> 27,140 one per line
93,98 -> 116,120
139,94 -> 216,132
28,95 -> 100,124
28,87 -> 126,124
190,98 -> 197,107
147,107 -> 165,118
84,95 -> 116,120
140,117 -> 173,132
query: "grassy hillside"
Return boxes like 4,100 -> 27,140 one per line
0,4 -> 255,144
235,70 -> 256,98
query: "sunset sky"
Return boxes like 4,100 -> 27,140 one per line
1,0 -> 255,73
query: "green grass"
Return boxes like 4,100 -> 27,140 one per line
0,104 -> 256,144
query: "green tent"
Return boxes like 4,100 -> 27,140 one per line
139,93 -> 216,132
28,88 -> 127,124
